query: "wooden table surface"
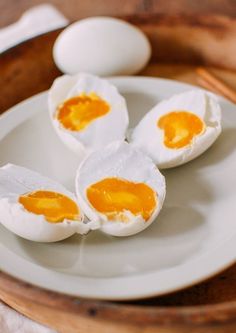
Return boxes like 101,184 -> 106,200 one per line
1,0 -> 236,28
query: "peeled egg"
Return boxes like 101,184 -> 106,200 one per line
53,17 -> 151,76
76,141 -> 166,237
48,73 -> 129,157
0,164 -> 89,242
130,90 -> 222,168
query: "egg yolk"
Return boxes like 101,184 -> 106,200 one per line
158,111 -> 204,149
56,93 -> 110,131
19,190 -> 80,223
86,177 -> 157,222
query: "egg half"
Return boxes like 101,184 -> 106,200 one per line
0,164 -> 89,242
0,145 -> 166,241
48,73 -> 129,157
130,90 -> 222,168
76,141 -> 166,236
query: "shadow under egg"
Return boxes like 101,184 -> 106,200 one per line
122,91 -> 158,128
14,233 -> 85,270
194,127 -> 236,168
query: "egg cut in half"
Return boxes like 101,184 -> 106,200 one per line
76,141 -> 166,236
48,73 -> 129,157
130,90 -> 222,168
0,164 -> 89,242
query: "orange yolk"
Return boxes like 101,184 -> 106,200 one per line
158,111 -> 204,149
86,177 -> 157,222
19,190 -> 80,223
56,93 -> 110,131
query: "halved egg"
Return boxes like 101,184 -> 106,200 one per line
48,73 -> 129,157
76,141 -> 166,236
0,164 -> 88,242
130,90 -> 222,168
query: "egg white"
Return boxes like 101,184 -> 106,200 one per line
0,164 -> 88,242
130,90 -> 222,168
48,73 -> 129,157
76,141 -> 166,236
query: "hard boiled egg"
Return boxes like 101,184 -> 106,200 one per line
76,141 -> 166,236
130,90 -> 222,168
48,73 -> 129,157
0,164 -> 89,242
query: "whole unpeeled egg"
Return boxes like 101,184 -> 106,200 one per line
53,17 -> 151,76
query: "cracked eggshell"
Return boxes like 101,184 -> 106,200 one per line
130,90 -> 222,168
75,141 -> 166,237
0,164 -> 88,242
48,73 -> 129,157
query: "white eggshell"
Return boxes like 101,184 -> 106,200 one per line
0,164 -> 88,242
76,141 -> 166,237
130,90 -> 222,169
53,17 -> 151,76
48,73 -> 129,156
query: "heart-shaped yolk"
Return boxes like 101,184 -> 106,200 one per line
158,111 -> 204,149
19,190 -> 80,223
86,177 -> 157,222
56,93 -> 110,131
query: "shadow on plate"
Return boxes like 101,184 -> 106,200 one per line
13,201 -> 208,277
122,91 -> 158,128
195,127 -> 236,168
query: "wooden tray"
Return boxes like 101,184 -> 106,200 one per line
1,18 -> 236,333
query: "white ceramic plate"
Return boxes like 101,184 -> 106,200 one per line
0,77 -> 236,301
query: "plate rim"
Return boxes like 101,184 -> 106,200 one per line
0,76 -> 236,301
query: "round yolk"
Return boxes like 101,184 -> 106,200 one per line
158,111 -> 204,149
56,93 -> 110,131
19,190 -> 80,223
86,177 -> 157,222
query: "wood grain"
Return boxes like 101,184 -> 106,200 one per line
1,0 -> 236,28
2,262 -> 236,332
0,30 -> 61,113
1,7 -> 236,333
129,13 -> 236,70
1,12 -> 236,113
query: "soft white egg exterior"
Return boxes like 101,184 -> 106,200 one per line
130,90 -> 222,168
76,141 -> 166,237
48,73 -> 129,157
0,164 -> 88,242
53,17 -> 151,76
